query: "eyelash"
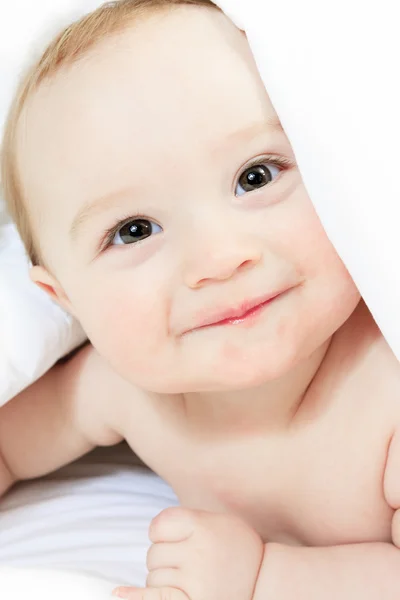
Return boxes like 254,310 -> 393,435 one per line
99,153 -> 294,252
99,213 -> 150,252
237,154 -> 293,183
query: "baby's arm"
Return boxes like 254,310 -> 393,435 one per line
252,427 -> 400,600
113,509 -> 400,600
251,541 -> 400,600
0,344 -> 124,496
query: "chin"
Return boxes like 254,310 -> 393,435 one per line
203,341 -> 303,391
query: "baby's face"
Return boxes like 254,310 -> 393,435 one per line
21,6 -> 359,393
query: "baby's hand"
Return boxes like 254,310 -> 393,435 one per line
113,507 -> 264,600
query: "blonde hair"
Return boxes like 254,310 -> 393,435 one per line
0,0 -> 219,266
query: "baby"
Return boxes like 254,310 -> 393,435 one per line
2,0 -> 400,598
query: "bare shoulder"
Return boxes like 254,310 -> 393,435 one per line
318,302 -> 400,514
70,343 -> 181,452
67,343 -> 152,435
335,304 -> 400,512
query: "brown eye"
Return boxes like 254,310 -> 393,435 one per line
112,219 -> 162,246
236,163 -> 280,196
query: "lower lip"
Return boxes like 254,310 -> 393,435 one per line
206,295 -> 280,330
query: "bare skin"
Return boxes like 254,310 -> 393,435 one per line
2,5 -> 400,599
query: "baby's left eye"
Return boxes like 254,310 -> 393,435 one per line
235,163 -> 281,197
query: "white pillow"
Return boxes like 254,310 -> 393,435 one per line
0,206 -> 86,406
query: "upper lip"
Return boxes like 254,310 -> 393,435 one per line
183,289 -> 287,335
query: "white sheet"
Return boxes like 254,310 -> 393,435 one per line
0,567 -> 116,600
0,444 -> 178,585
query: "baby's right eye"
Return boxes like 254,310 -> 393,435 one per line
111,218 -> 162,246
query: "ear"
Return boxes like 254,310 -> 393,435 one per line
30,265 -> 75,316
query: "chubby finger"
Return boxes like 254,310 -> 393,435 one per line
147,542 -> 187,571
149,508 -> 197,543
112,585 -> 189,600
146,567 -> 185,590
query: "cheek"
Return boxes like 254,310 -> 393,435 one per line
271,195 -> 360,329
275,198 -> 331,267
68,275 -> 169,383
293,226 -> 360,335
298,213 -> 359,306
274,193 -> 350,284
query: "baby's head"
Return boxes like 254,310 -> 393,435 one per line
1,0 -> 360,394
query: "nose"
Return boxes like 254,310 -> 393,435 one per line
183,237 -> 262,290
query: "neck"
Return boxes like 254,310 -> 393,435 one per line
182,339 -> 332,438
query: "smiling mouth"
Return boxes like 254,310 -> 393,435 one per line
213,297 -> 275,326
186,289 -> 288,335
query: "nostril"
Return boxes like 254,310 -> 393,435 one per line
239,259 -> 255,271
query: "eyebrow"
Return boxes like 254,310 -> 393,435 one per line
69,117 -> 283,240
70,187 -> 135,241
223,116 -> 283,144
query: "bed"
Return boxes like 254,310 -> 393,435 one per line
0,443 -> 177,595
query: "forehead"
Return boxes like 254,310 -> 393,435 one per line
18,6 -> 277,225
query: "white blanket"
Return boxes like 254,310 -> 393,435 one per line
0,444 -> 178,597
216,0 -> 400,361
